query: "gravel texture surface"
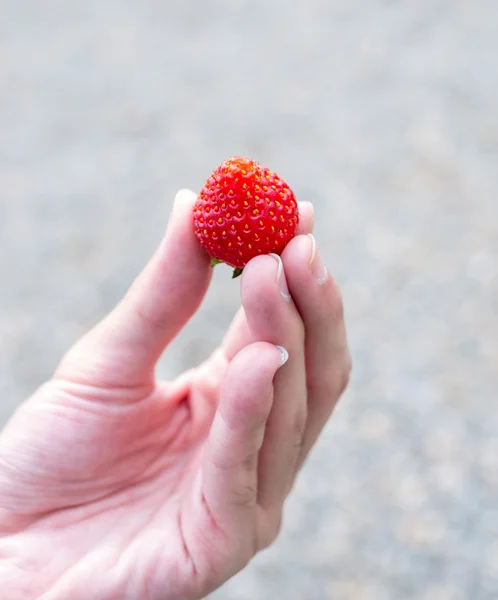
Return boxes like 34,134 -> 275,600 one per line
1,1 -> 497,598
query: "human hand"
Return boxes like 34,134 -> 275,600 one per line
0,190 -> 351,600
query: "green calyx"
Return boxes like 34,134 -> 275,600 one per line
210,257 -> 244,279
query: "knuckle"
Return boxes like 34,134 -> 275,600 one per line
259,510 -> 283,550
291,408 -> 307,446
134,305 -> 169,332
270,510 -> 284,542
297,317 -> 306,343
328,279 -> 345,323
307,370 -> 335,400
291,317 -> 306,349
342,352 -> 353,390
230,483 -> 257,508
336,358 -> 353,396
307,352 -> 351,403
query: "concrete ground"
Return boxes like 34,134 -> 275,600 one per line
1,0 -> 497,598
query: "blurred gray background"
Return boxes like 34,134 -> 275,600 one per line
1,0 -> 497,598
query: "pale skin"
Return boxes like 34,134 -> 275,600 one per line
0,190 -> 351,600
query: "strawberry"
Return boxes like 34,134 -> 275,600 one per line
193,156 -> 299,278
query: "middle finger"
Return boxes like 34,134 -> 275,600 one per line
222,201 -> 314,361
240,254 -> 307,511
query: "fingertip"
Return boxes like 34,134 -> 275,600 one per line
281,234 -> 313,276
282,233 -> 337,294
231,341 -> 286,377
296,201 -> 314,235
240,255 -> 279,302
165,188 -> 210,265
168,188 -> 199,230
174,188 -> 198,206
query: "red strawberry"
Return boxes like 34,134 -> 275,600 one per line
193,156 -> 299,278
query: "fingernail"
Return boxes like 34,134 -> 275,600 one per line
171,189 -> 198,223
174,188 -> 198,205
298,200 -> 314,232
269,253 -> 291,302
275,345 -> 289,367
307,234 -> 328,285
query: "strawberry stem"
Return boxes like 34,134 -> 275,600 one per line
210,258 -> 223,267
232,268 -> 243,279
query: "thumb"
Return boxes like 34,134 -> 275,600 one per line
55,189 -> 212,388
